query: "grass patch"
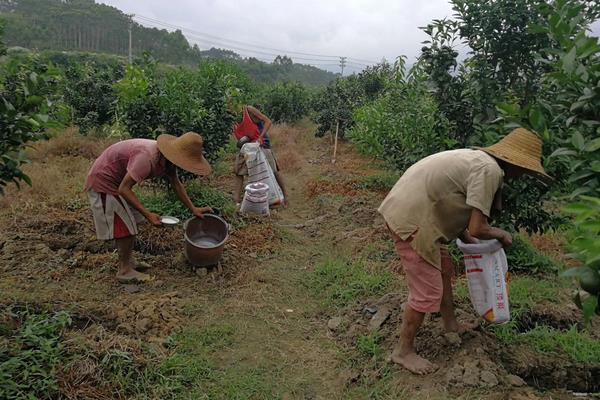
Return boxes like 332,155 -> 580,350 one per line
137,180 -> 236,220
307,259 -> 392,309
493,324 -> 600,363
477,276 -> 595,364
455,276 -> 568,312
355,332 -> 384,357
355,172 -> 399,192
506,235 -> 562,275
521,326 -> 600,363
0,309 -> 72,400
508,276 -> 569,310
142,324 -> 280,399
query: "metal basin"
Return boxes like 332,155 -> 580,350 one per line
184,215 -> 229,267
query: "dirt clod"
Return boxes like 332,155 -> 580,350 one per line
328,317 -> 343,331
443,332 -> 462,347
446,359 -> 500,388
506,374 -> 527,387
122,284 -> 141,294
110,293 -> 182,337
368,305 -> 391,331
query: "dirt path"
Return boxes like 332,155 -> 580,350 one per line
0,123 -> 594,399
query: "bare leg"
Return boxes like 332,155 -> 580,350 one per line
440,268 -> 460,332
391,305 -> 438,374
234,175 -> 245,204
440,269 -> 477,333
273,171 -> 288,204
115,236 -> 149,282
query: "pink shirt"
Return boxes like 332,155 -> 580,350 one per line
85,139 -> 167,195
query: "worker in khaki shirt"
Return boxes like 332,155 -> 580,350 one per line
378,128 -> 551,375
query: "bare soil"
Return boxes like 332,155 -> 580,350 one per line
1,122 -> 598,399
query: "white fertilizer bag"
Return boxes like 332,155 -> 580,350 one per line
456,239 -> 510,324
241,143 -> 285,206
240,182 -> 270,216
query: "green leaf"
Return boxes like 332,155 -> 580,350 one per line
574,291 -> 583,309
571,132 -> 585,150
568,187 -> 592,199
529,107 -> 545,131
21,174 -> 32,186
496,102 -> 520,115
582,295 -> 598,324
564,202 -> 592,214
562,46 -> 577,73
570,101 -> 587,112
584,138 -> 600,152
568,170 -> 595,183
550,147 -> 576,157
562,266 -> 586,278
35,114 -> 49,123
590,161 -> 600,173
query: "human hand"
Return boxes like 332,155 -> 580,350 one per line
146,212 -> 162,227
192,206 -> 213,218
498,230 -> 513,248
460,230 -> 477,244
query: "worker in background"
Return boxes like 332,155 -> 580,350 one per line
232,105 -> 288,207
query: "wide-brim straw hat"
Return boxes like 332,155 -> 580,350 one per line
157,132 -> 212,176
474,128 -> 552,183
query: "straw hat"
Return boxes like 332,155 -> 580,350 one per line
157,132 -> 212,176
475,128 -> 552,183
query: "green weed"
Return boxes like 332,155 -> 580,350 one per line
494,324 -> 600,364
355,172 -> 399,192
454,279 -> 470,301
308,259 -> 392,309
0,310 -> 71,400
508,277 -> 569,310
506,235 -> 562,275
456,276 -> 568,312
141,324 -> 282,399
100,349 -> 144,395
137,180 -> 236,220
521,326 -> 600,363
355,332 -> 384,357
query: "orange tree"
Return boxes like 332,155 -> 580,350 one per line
0,21 -> 61,194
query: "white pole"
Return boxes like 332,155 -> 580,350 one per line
332,121 -> 339,164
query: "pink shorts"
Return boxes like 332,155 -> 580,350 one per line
394,236 -> 455,313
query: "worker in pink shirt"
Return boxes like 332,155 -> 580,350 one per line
85,132 -> 212,283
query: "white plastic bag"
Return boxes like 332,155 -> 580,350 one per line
456,239 -> 510,324
240,182 -> 270,216
240,143 -> 285,206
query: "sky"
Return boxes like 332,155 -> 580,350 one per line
98,0 -> 600,75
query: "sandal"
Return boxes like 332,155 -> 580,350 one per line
116,272 -> 154,284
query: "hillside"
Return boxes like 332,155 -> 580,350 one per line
0,0 -> 336,85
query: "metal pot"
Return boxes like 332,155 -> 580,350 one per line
184,214 -> 229,267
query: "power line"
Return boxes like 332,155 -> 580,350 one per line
134,15 -> 338,60
339,56 -> 347,76
133,14 -> 380,65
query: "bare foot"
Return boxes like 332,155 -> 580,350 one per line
116,268 -> 153,283
133,261 -> 152,272
444,319 -> 479,334
391,349 -> 438,375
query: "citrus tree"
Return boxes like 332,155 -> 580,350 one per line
0,21 -> 60,194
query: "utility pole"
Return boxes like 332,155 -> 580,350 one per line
128,14 -> 133,64
339,56 -> 347,76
